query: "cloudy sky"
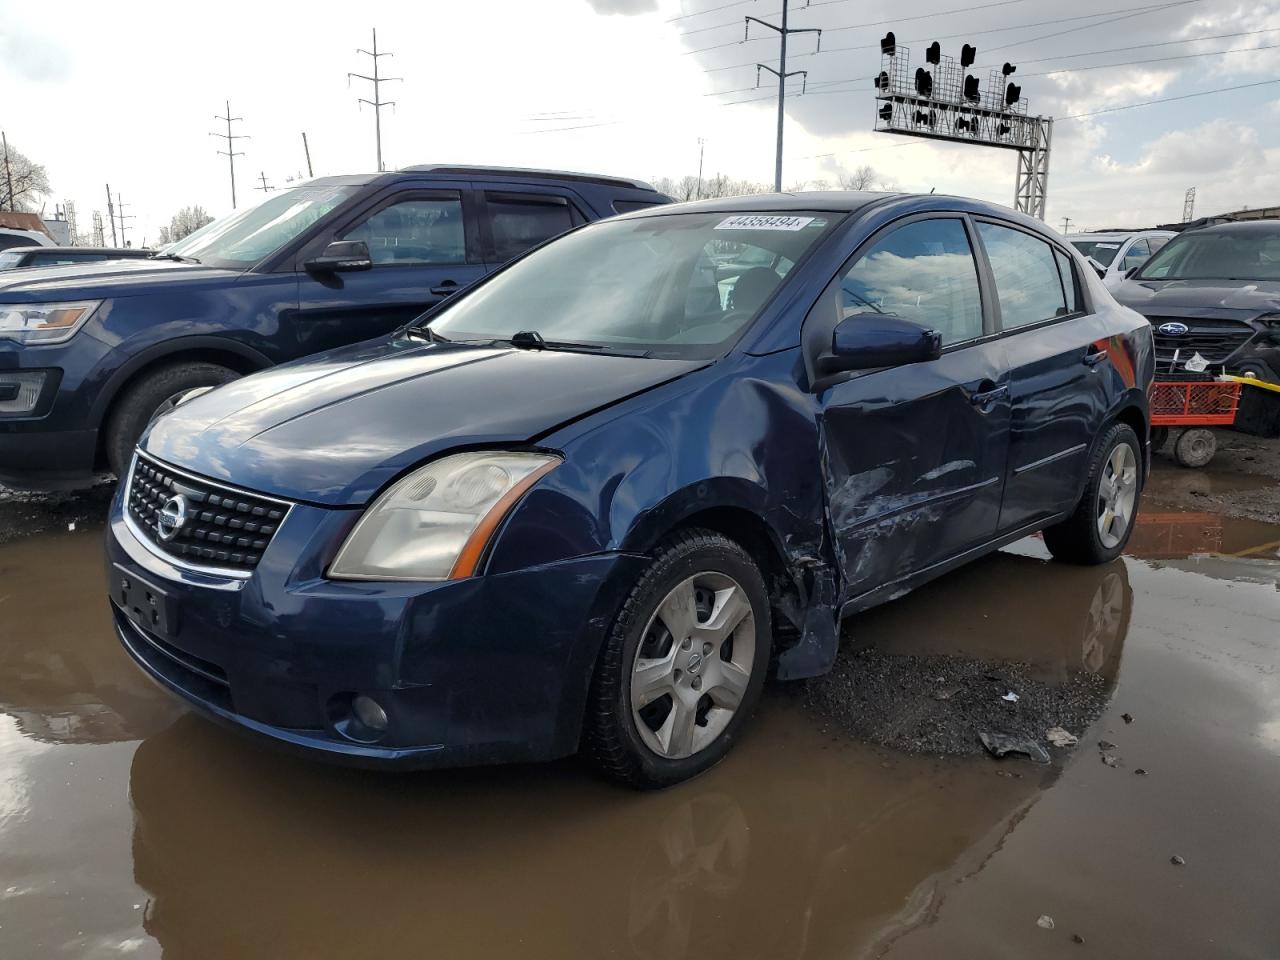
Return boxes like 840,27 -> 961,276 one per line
3,0 -> 1278,244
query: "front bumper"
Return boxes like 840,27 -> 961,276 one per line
107,489 -> 642,768
0,425 -> 97,489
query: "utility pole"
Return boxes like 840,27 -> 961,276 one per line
695,138 -> 706,200
747,1 -> 821,192
105,184 -> 118,246
348,28 -> 401,172
210,100 -> 248,209
255,171 -> 273,193
1182,186 -> 1196,223
115,192 -> 134,247
1060,216 -> 1072,235
1,131 -> 13,211
302,131 -> 314,178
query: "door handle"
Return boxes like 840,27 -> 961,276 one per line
970,383 -> 1008,407
1083,345 -> 1109,368
430,281 -> 460,296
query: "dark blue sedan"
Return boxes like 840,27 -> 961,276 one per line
106,192 -> 1154,788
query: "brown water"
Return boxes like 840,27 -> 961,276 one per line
1,489 -> 1278,959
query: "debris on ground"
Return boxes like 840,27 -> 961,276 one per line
1001,691 -> 1020,703
1046,727 -> 1079,748
1098,740 -> 1117,751
1135,768 -> 1148,776
802,648 -> 1111,758
1122,712 -> 1134,724
1037,915 -> 1056,930
979,731 -> 1050,764
1072,934 -> 1085,944
1171,855 -> 1186,866
1101,754 -> 1118,767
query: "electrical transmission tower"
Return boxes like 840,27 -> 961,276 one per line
1182,187 -> 1196,222
92,211 -> 105,246
64,201 -> 78,245
255,171 -> 274,193
746,2 -> 822,192
105,184 -> 118,246
210,100 -> 249,209
114,192 -> 135,247
348,28 -> 401,172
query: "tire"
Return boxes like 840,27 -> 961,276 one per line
1150,426 -> 1169,453
1043,422 -> 1142,566
1173,428 -> 1216,468
104,362 -> 239,476
583,529 -> 772,789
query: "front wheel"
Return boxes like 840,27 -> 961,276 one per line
583,530 -> 772,789
1044,422 -> 1142,565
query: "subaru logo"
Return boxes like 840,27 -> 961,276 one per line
156,494 -> 189,542
1157,321 -> 1189,337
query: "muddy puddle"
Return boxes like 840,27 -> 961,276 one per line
1,492 -> 1278,959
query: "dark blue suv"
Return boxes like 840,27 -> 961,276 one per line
107,193 -> 1153,788
0,166 -> 668,489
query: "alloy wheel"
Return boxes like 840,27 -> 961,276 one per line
630,572 -> 756,760
1096,442 -> 1139,549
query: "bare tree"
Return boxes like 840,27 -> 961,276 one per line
835,165 -> 894,191
653,173 -> 771,201
157,206 -> 214,245
0,141 -> 51,213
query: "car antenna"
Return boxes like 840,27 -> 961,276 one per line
510,330 -> 546,350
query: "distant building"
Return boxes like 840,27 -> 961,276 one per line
0,211 -> 54,239
43,218 -> 71,244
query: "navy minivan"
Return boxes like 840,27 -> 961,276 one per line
107,193 -> 1153,788
0,166 -> 668,489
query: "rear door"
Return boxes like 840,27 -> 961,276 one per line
809,215 -> 1012,601
474,185 -> 590,271
291,184 -> 486,355
973,219 -> 1109,530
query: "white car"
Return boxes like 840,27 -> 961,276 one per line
1068,230 -> 1176,291
0,227 -> 55,252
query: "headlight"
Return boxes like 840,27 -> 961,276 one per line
0,301 -> 102,344
328,451 -> 561,582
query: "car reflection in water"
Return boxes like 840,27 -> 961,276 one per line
126,545 -> 1133,960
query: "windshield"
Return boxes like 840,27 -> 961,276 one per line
1068,238 -> 1125,268
425,211 -> 835,359
0,252 -> 24,270
165,184 -> 359,268
1136,227 -> 1280,281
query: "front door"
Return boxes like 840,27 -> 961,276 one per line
292,185 -> 486,355
808,216 -> 1012,601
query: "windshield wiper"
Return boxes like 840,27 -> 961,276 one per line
403,326 -> 451,343
149,252 -> 201,264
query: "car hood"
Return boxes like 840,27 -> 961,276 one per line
143,337 -> 705,505
1111,278 -> 1280,320
0,258 -> 243,301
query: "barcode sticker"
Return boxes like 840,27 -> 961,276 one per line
715,215 -> 815,231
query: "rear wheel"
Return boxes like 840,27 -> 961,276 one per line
1173,428 -> 1216,468
583,529 -> 771,789
104,362 -> 238,476
1044,422 -> 1142,565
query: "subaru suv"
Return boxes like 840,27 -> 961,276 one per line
107,192 -> 1153,788
0,165 -> 669,489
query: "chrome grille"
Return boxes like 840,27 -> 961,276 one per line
126,453 -> 290,574
1150,316 -> 1256,377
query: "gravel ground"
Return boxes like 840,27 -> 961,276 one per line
0,480 -> 115,545
802,647 -> 1111,760
1147,431 -> 1280,525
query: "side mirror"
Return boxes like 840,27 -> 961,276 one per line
305,240 -> 372,273
817,313 -> 942,376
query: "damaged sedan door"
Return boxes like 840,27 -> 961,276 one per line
803,215 -> 1011,602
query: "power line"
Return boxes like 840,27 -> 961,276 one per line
1058,76 -> 1280,119
1021,41 -> 1280,78
983,0 -> 1205,54
348,27 -> 401,172
209,100 -> 248,209
666,0 -> 755,22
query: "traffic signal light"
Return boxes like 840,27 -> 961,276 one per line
1002,62 -> 1016,76
963,75 -> 980,102
879,103 -> 893,121
1005,82 -> 1021,106
913,109 -> 937,127
961,44 -> 977,68
874,71 -> 889,91
926,41 -> 941,64
881,32 -> 896,56
915,67 -> 933,97
955,117 -> 972,132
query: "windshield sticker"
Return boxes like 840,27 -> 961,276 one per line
1094,243 -> 1121,250
716,215 -> 816,231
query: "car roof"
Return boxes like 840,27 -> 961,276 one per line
3,245 -> 147,255
1068,230 -> 1175,240
304,167 -> 662,194
1187,218 -> 1280,235
620,191 -> 902,215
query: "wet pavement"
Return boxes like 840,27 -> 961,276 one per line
2,472 -> 1279,959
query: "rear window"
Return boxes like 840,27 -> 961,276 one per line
613,200 -> 664,214
1069,238 -> 1124,268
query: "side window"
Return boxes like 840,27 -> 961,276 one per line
340,196 -> 466,265
1147,237 -> 1169,254
977,222 -> 1068,330
1122,238 -> 1151,273
837,218 -> 983,345
485,194 -> 576,262
0,235 -> 30,252
1053,248 -> 1082,314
